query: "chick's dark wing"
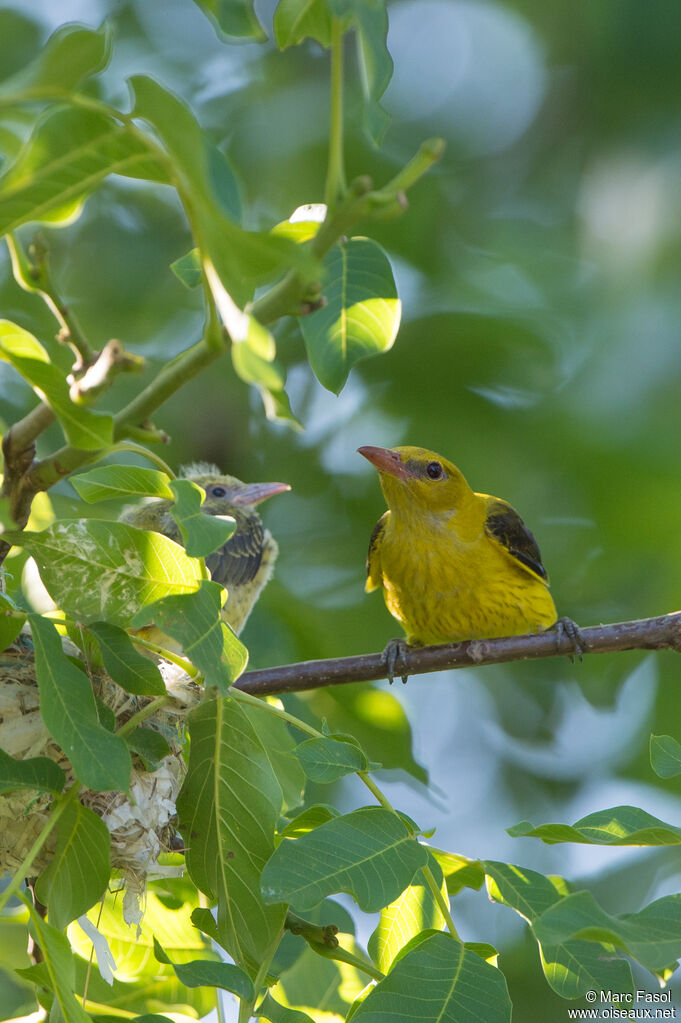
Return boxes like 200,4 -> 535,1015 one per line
484,499 -> 548,582
206,516 -> 264,587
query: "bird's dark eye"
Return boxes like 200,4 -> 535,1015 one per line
210,485 -> 227,498
426,461 -> 443,480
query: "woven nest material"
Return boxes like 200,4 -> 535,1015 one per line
0,637 -> 199,925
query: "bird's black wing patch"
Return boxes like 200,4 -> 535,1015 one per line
206,516 -> 264,587
485,500 -> 548,581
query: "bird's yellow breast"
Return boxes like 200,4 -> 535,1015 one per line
376,504 -> 557,646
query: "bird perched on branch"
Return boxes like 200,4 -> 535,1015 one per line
358,445 -> 578,681
122,463 -> 290,635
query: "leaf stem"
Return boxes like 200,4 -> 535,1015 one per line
324,18 -> 346,210
0,784 -> 80,915
108,441 -> 176,477
421,862 -> 460,941
115,694 -> 173,737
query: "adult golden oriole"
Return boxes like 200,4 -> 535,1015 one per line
122,462 -> 289,636
359,445 -> 577,680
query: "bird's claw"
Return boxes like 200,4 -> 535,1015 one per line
554,616 -> 583,663
382,638 -> 410,684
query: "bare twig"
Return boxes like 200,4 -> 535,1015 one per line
234,613 -> 681,696
68,338 -> 145,404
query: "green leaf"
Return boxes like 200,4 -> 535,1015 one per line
177,696 -> 285,973
368,854 -> 447,973
0,747 -> 65,795
352,931 -> 511,1023
278,804 -> 340,840
191,0 -> 266,41
256,993 -> 315,1023
299,238 -> 401,393
261,806 -> 427,913
153,937 -> 254,1000
131,76 -> 314,307
89,621 -> 165,696
508,805 -> 681,846
274,0 -> 333,49
133,580 -> 248,691
0,23 -> 111,94
11,520 -> 203,625
29,614 -> 131,792
169,478 -> 236,558
532,890 -> 681,974
271,203 -> 327,242
352,0 -> 393,143
26,907 -> 91,1023
35,798 -> 111,930
650,734 -> 681,778
170,248 -> 202,289
485,861 -> 634,1000
0,589 -> 26,649
294,735 -> 368,782
0,107 -> 153,235
125,726 -> 171,770
71,466 -> 174,503
0,321 -> 113,448
241,699 -> 306,813
429,848 -> 486,895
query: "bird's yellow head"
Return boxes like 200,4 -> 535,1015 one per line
358,445 -> 473,515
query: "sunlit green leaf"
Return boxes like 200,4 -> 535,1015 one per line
0,107 -> 152,235
278,804 -> 340,841
485,861 -> 634,1000
429,848 -> 486,895
35,798 -> 110,929
11,520 -> 203,625
29,614 -> 131,792
368,855 -> 447,973
241,699 -> 306,813
133,580 -> 248,691
299,238 -> 401,393
261,806 -> 427,912
352,931 -> 511,1023
274,0 -> 333,49
0,320 -> 113,448
89,621 -> 165,696
257,993 -> 315,1023
532,890 -> 681,973
71,466 -> 174,503
0,747 -> 65,795
177,696 -> 285,974
153,937 -> 254,999
191,0 -> 265,41
650,734 -> 681,778
169,478 -> 236,558
509,806 -> 681,846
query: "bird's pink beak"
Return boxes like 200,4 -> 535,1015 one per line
229,482 -> 291,507
357,446 -> 415,481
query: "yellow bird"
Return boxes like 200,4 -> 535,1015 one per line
358,445 -> 576,680
122,463 -> 289,636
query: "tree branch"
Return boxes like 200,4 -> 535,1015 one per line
234,613 -> 681,696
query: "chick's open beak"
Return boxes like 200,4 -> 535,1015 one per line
229,482 -> 291,507
357,446 -> 415,481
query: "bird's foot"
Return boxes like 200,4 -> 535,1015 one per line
381,638 -> 410,684
553,616 -> 583,663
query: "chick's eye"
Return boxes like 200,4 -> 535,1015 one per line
210,486 -> 227,498
426,461 -> 443,480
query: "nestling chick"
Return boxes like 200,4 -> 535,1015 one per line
122,462 -> 290,635
359,445 -> 579,680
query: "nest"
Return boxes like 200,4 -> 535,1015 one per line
0,637 -> 199,925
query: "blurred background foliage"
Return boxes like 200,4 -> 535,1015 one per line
2,0 -> 681,1018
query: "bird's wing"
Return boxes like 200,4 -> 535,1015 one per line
206,518 -> 264,587
365,511 -> 389,593
483,498 -> 549,582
